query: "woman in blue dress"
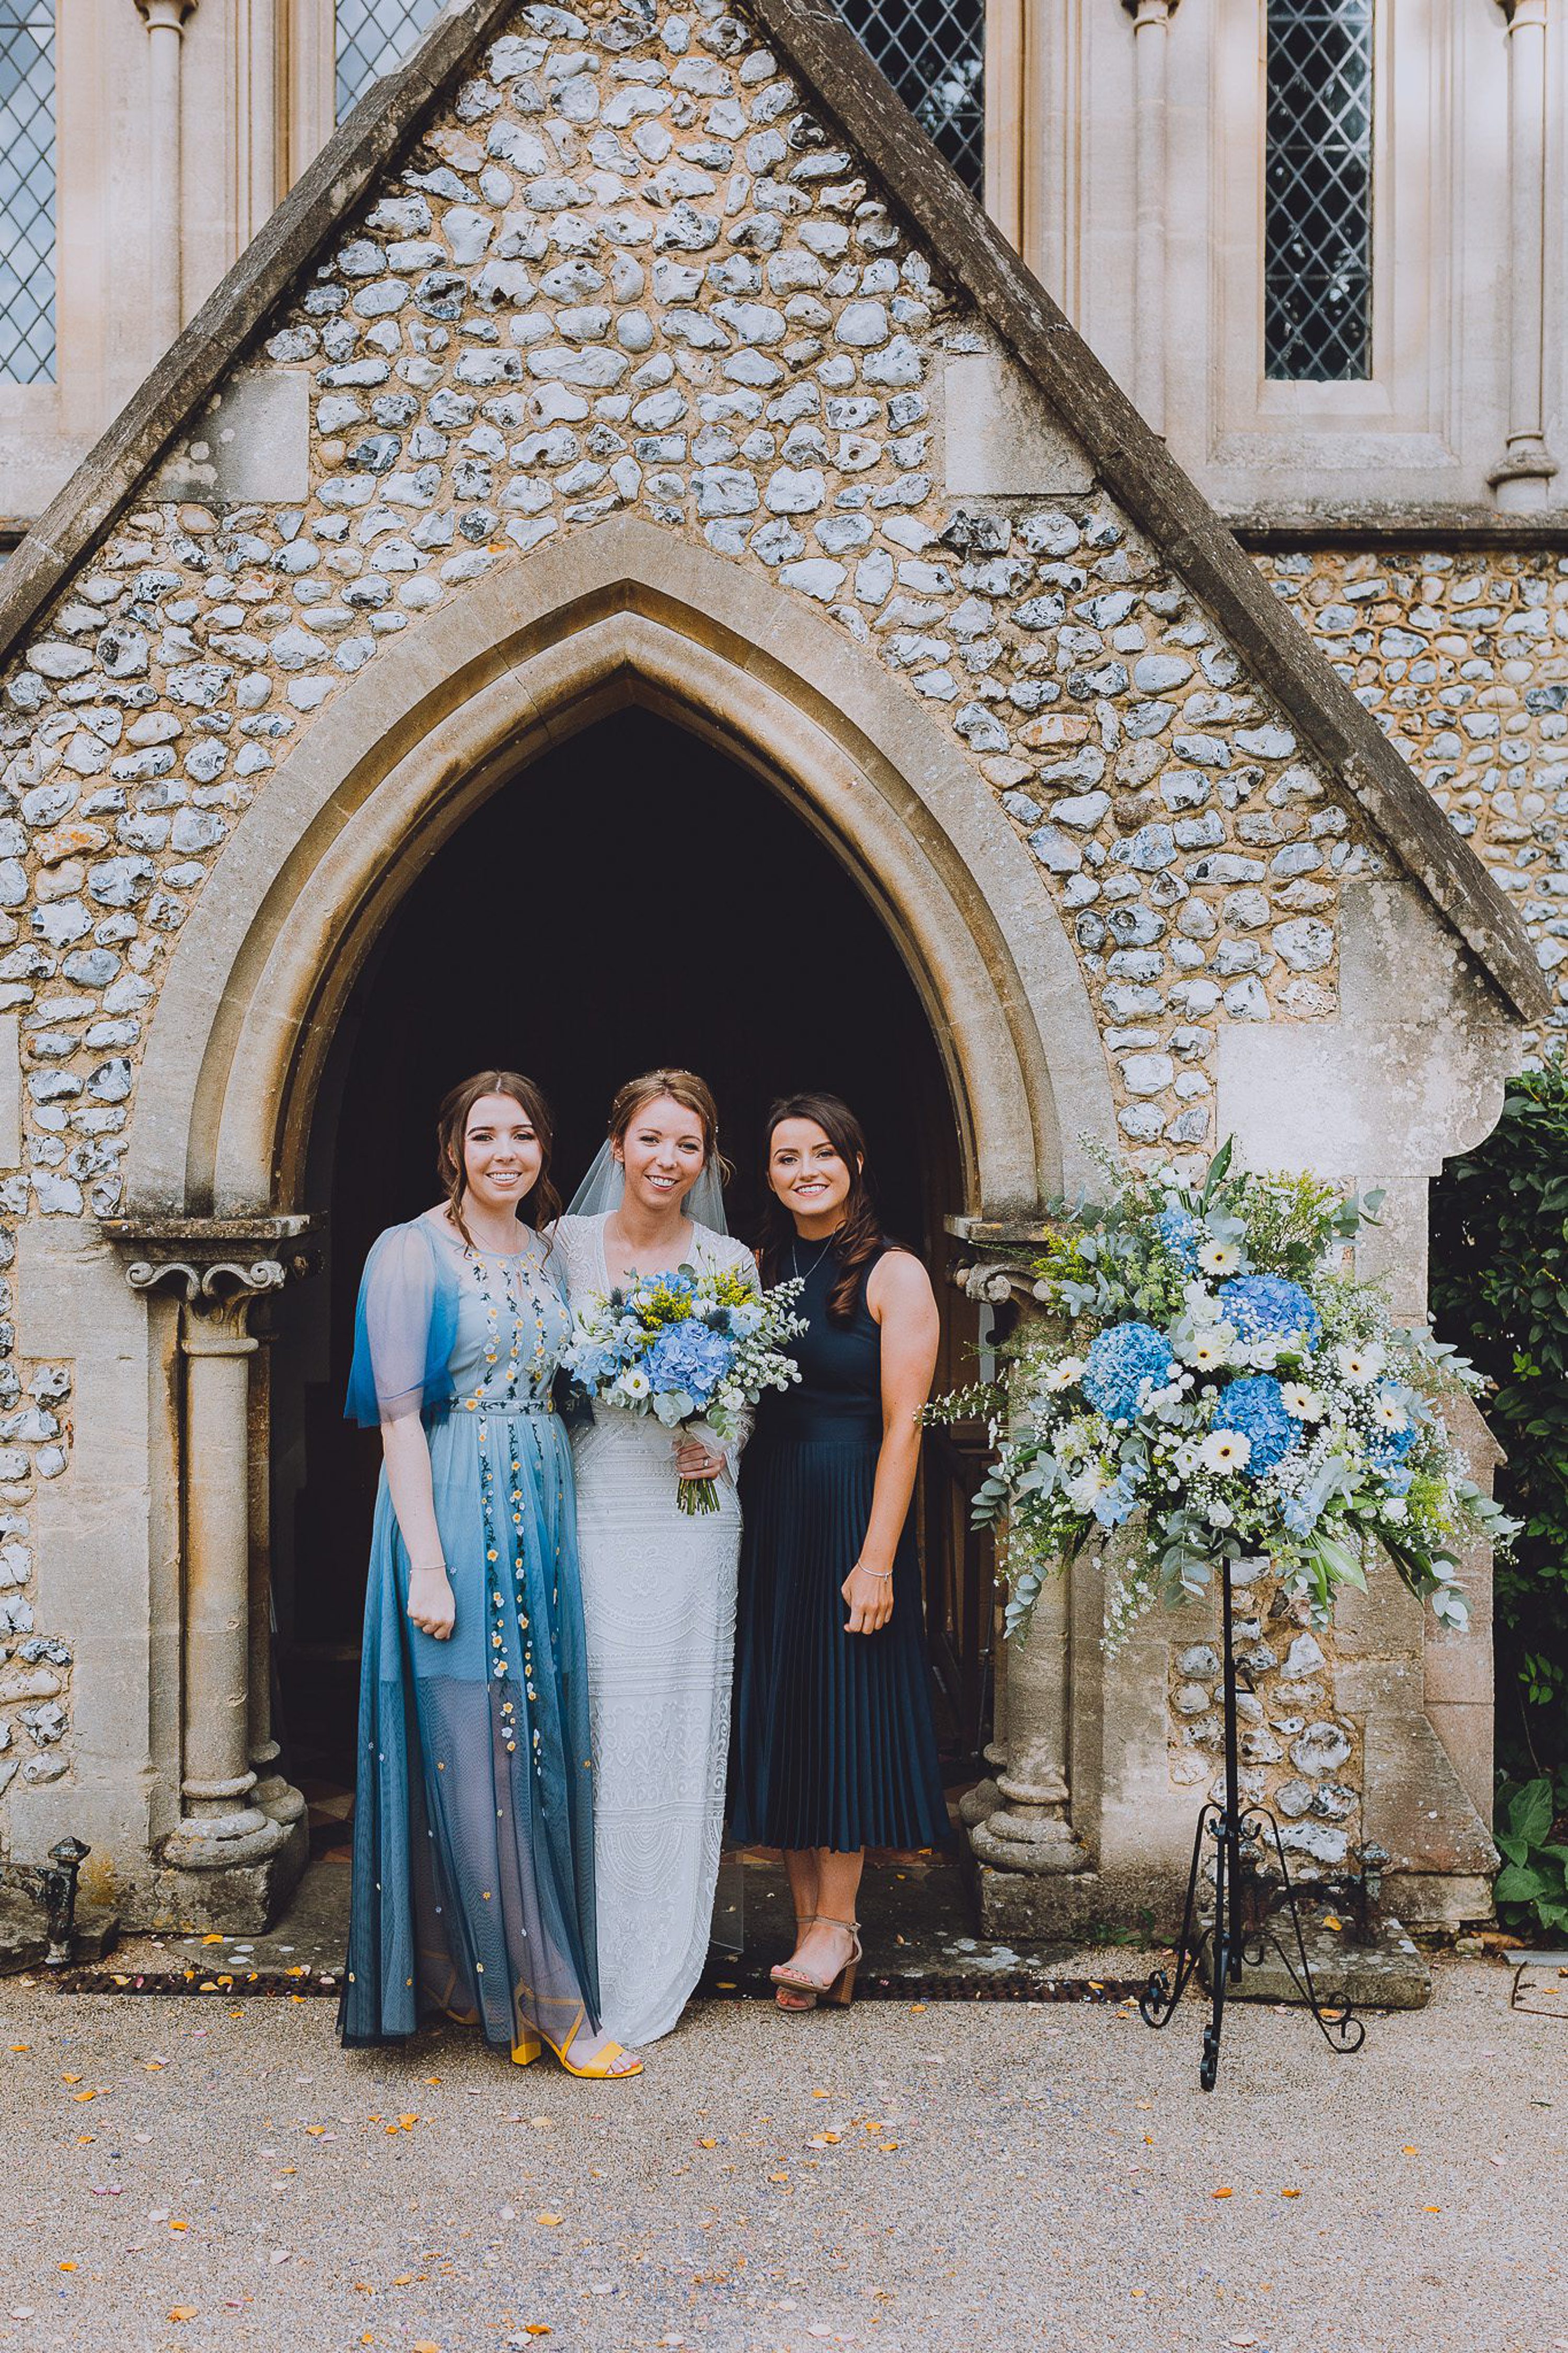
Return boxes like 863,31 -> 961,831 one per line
732,1093 -> 949,2012
339,1070 -> 640,2079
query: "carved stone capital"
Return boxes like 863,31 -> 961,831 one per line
134,0 -> 199,29
1121,0 -> 1180,17
104,1215 -> 319,1313
1496,0 -> 1547,30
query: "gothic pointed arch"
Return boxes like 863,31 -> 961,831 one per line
124,517 -> 1111,1221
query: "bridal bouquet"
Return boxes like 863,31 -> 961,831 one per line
929,1140 -> 1514,1643
561,1261 -> 809,1513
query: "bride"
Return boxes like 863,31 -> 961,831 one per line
552,1069 -> 757,2047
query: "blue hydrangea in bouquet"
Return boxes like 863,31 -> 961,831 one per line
561,1260 -> 808,1513
930,1139 -> 1515,1643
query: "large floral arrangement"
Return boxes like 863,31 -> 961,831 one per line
931,1142 -> 1514,1642
562,1260 -> 807,1513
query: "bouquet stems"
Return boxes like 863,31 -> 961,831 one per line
678,1475 -> 722,1516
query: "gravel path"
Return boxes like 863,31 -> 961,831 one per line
0,1960 -> 1561,2353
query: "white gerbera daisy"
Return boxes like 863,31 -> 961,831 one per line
1198,1239 -> 1241,1277
1045,1356 -> 1085,1393
1281,1382 -> 1323,1420
1200,1428 -> 1252,1474
1334,1342 -> 1385,1387
1372,1391 -> 1410,1433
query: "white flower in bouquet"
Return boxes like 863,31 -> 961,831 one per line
1200,1428 -> 1252,1474
1281,1381 -> 1323,1420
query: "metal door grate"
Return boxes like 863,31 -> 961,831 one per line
336,0 -> 447,122
0,1 -> 55,383
1264,0 -> 1374,382
835,0 -> 985,197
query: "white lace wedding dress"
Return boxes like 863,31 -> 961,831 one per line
552,1212 -> 756,2046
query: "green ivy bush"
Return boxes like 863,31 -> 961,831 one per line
1431,1060 -> 1568,1795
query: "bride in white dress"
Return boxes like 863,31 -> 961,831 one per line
552,1070 -> 757,2048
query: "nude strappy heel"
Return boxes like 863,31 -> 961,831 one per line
770,1916 -> 862,2008
776,1913 -> 818,2012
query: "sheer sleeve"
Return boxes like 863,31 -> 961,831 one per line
344,1222 -> 458,1428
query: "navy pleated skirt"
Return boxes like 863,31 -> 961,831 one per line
730,1247 -> 949,1854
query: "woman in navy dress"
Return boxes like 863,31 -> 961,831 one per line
732,1093 -> 948,2009
339,1070 -> 640,2079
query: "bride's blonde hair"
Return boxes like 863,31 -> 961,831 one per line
608,1068 -> 734,1186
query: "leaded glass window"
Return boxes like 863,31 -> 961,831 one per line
0,1 -> 55,384
1264,0 -> 1374,383
336,0 -> 447,123
834,0 -> 985,197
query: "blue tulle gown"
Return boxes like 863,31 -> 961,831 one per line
338,1215 -> 599,2058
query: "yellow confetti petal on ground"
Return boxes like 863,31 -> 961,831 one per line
169,2309 -> 198,2323
201,1934 -> 224,1946
698,2138 -> 718,2149
8,2044 -> 29,2053
1212,2186 -> 1233,2199
523,2329 -> 552,2339
169,2220 -> 189,2233
1281,2188 -> 1302,2199
58,2262 -> 76,2272
392,2274 -> 416,2287
535,2213 -> 563,2228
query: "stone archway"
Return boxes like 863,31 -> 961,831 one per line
97,518 -> 1112,1924
125,520 -> 1111,1223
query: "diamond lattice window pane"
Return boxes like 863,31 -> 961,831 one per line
1264,0 -> 1374,383
336,0 -> 447,123
0,1 -> 56,384
834,0 -> 985,197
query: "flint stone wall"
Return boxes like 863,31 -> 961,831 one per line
1261,546 -> 1568,1040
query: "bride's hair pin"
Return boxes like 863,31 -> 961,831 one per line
435,1068 -> 561,1249
607,1067 -> 734,1187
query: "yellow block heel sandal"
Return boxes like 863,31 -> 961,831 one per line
511,2029 -> 543,2066
546,2034 -> 643,2079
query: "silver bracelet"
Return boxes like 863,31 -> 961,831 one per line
411,1559 -> 447,1577
860,1565 -> 894,1581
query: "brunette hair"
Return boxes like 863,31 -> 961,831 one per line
758,1092 -> 884,1324
608,1067 -> 733,1186
435,1070 -> 561,1248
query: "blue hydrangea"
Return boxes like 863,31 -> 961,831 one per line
1158,1204 -> 1201,1270
1217,1374 -> 1299,1476
1081,1321 -> 1177,1422
646,1319 -> 733,1404
1217,1274 -> 1321,1352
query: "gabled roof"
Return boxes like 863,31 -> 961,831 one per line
0,0 -> 1548,1021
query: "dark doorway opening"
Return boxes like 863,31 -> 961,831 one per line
270,710 -> 991,1819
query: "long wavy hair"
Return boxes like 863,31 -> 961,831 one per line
758,1092 -> 883,1324
608,1066 -> 734,1187
435,1070 -> 561,1249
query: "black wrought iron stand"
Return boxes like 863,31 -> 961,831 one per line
1139,1564 -> 1367,2090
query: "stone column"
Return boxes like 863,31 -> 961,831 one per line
245,1315 -> 303,1835
108,1216 -> 314,1931
1122,0 -> 1180,437
948,1233 -> 1091,1937
134,0 -> 199,355
1489,0 -> 1559,509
